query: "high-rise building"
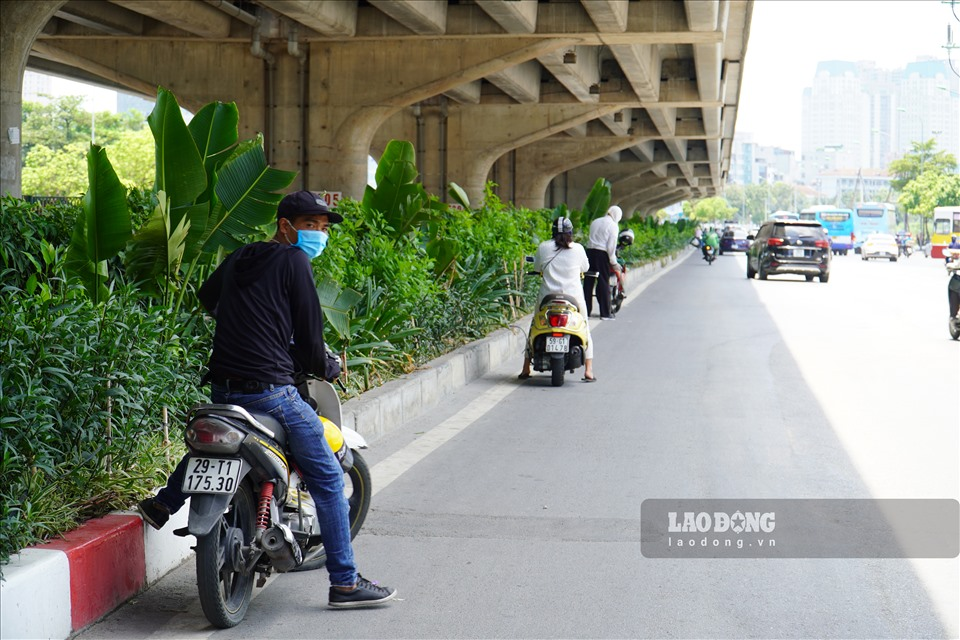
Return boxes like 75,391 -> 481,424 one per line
897,60 -> 959,161
801,58 -> 960,198
728,132 -> 799,186
801,61 -> 870,184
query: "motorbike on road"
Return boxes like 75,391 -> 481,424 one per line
525,258 -> 590,386
175,375 -> 371,628
610,229 -> 634,314
702,242 -> 718,265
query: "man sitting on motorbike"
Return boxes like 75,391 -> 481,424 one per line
138,191 -> 397,609
702,227 -> 720,260
519,216 -> 596,382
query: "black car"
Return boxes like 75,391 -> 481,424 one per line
746,220 -> 831,283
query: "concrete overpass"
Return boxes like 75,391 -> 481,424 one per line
0,0 -> 752,216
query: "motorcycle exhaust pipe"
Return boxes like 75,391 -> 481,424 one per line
261,524 -> 303,573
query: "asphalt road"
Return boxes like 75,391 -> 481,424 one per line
78,248 -> 959,640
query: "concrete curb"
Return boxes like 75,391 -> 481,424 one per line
0,249 -> 687,640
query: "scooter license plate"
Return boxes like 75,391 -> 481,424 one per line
182,457 -> 242,494
545,336 -> 569,353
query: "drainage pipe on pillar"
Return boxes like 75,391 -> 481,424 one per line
251,26 -> 276,164
439,97 -> 448,202
287,23 -> 308,189
510,149 -> 517,205
412,104 -> 425,179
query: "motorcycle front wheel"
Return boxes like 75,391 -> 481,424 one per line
950,317 -> 960,341
196,481 -> 256,629
294,451 -> 373,572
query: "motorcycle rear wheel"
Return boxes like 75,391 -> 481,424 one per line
950,318 -> 960,341
550,357 -> 565,387
196,481 -> 256,629
293,451 -> 373,572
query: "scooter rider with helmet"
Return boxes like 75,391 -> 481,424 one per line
519,216 -> 597,382
702,227 -> 720,260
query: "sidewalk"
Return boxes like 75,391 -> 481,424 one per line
0,250 -> 687,640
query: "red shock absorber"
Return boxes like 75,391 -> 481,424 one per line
257,482 -> 274,530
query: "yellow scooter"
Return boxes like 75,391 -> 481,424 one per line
527,292 -> 590,387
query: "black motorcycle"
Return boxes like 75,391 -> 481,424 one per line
177,377 -> 371,628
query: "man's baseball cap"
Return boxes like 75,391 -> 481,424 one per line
277,190 -> 343,223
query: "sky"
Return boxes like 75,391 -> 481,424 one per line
737,0 -> 958,153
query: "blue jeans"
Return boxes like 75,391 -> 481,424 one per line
156,384 -> 357,587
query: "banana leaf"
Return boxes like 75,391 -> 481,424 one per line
124,191 -> 190,298
448,182 -> 471,209
148,88 -> 206,209
362,140 -> 436,237
203,135 -> 297,253
188,100 -> 239,208
315,275 -> 363,341
582,178 -> 612,223
64,145 -> 132,302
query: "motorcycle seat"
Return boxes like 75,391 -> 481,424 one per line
539,293 -> 580,309
249,410 -> 286,446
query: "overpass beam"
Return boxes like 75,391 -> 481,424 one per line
513,129 -> 663,209
315,37 -> 576,199
443,103 -> 621,205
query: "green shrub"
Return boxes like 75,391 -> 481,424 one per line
1,247 -> 208,566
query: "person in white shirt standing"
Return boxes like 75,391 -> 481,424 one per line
584,205 -> 623,319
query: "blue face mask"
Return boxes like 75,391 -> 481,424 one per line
292,229 -> 328,259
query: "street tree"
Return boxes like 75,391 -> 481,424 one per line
898,172 -> 960,243
689,196 -> 736,222
888,140 -> 957,192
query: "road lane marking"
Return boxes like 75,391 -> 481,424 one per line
370,381 -> 520,496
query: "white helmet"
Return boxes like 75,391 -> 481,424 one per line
607,205 -> 623,223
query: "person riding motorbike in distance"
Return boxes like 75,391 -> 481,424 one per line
702,227 -> 720,260
138,190 -> 397,609
519,216 -> 597,382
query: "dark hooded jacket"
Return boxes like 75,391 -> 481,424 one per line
198,242 -> 335,385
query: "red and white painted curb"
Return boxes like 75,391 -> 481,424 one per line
1,505 -> 193,640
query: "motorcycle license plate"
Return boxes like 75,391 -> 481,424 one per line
182,457 -> 242,494
545,336 -> 569,353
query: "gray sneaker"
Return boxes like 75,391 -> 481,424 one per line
328,575 -> 397,608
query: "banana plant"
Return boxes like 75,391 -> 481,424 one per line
64,145 -> 132,303
65,87 -> 296,307
582,177 -> 612,224
361,140 -> 433,238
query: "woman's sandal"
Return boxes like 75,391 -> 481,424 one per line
582,375 -> 597,383
517,373 -> 531,380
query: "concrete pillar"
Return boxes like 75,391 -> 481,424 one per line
0,1 -> 66,198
